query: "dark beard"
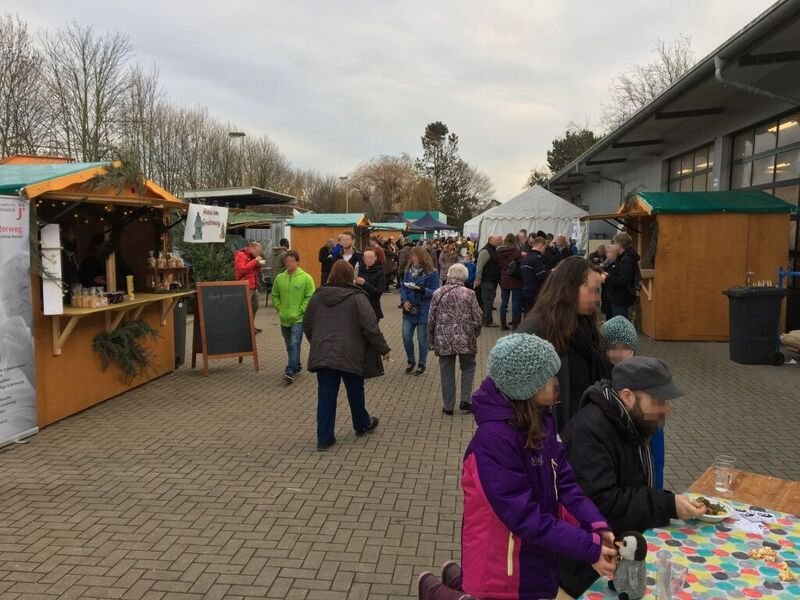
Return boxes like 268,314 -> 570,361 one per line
629,400 -> 660,438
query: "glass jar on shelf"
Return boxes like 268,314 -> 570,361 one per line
156,251 -> 167,269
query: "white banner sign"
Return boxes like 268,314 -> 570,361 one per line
183,203 -> 229,243
0,195 -> 37,446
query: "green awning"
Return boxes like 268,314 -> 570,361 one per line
287,212 -> 366,227
0,162 -> 109,196
370,222 -> 407,231
637,191 -> 796,214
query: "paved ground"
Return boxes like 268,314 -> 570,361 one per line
1,291 -> 798,600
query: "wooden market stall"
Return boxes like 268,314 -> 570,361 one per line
370,222 -> 408,240
583,191 -> 794,341
1,158 -> 190,427
287,213 -> 371,286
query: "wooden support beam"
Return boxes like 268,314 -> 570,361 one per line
51,315 -> 81,356
160,297 -> 177,325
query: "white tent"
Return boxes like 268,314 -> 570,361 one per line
463,185 -> 588,251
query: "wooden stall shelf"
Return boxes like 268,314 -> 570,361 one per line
49,292 -> 194,355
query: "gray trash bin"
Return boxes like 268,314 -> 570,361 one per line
173,297 -> 188,368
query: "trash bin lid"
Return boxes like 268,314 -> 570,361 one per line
723,286 -> 787,298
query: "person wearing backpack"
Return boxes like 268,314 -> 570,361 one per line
495,233 -> 524,330
605,232 -> 641,320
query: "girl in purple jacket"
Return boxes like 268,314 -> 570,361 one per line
419,334 -> 617,600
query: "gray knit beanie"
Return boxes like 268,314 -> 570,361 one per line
487,334 -> 561,400
601,316 -> 639,351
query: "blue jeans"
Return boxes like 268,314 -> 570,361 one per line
316,368 -> 371,444
402,318 -> 428,367
500,288 -> 522,324
651,428 -> 665,489
281,323 -> 303,375
610,303 -> 631,319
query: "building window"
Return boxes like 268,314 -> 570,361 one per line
731,111 -> 800,260
667,144 -> 714,192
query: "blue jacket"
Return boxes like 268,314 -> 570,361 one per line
400,269 -> 440,323
465,261 -> 477,286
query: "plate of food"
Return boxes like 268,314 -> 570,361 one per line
691,495 -> 731,523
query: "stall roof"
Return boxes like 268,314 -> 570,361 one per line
227,210 -> 284,229
410,212 -> 454,232
0,161 -> 107,195
183,186 -> 295,206
287,213 -> 370,227
635,191 -> 796,214
370,222 -> 407,231
0,161 -> 186,209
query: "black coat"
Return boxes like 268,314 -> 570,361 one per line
303,285 -> 390,379
543,245 -> 570,269
319,245 -> 334,283
605,246 -> 640,307
559,381 -> 677,596
516,314 -> 611,431
520,249 -> 548,297
359,263 -> 385,319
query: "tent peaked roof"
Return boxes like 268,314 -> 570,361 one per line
486,185 -> 587,220
410,212 -> 452,231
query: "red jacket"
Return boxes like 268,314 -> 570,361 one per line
235,248 -> 261,289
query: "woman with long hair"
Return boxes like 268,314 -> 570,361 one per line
303,260 -> 390,451
400,246 -> 440,375
517,257 -> 612,430
495,233 -> 523,330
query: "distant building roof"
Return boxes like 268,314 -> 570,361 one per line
287,212 -> 370,228
183,186 -> 295,206
635,191 -> 796,215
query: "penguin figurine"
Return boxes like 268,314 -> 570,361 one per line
608,531 -> 648,600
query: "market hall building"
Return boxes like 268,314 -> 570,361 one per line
547,0 -> 800,329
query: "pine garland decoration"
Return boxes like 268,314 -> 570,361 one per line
93,319 -> 160,382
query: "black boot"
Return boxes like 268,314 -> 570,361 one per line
500,315 -> 508,331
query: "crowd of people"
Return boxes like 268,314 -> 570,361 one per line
233,227 -> 704,600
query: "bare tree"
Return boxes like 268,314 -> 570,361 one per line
0,15 -> 49,156
118,65 -> 162,175
601,36 -> 694,131
41,22 -> 132,161
349,154 -> 420,220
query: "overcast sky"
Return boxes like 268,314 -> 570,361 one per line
7,0 -> 777,200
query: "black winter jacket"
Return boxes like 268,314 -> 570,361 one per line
303,285 -> 390,378
359,263 -> 386,319
605,246 -> 640,306
559,381 -> 677,597
520,250 -> 548,297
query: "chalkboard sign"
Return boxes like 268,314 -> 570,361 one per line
191,281 -> 259,376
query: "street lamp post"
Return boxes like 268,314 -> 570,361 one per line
228,131 -> 246,187
339,176 -> 351,213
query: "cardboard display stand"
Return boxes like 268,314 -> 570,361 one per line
191,281 -> 259,376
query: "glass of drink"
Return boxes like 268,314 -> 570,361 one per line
713,455 -> 736,494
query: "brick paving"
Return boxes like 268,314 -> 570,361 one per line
0,291 -> 798,599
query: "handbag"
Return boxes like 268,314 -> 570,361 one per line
506,259 -> 522,278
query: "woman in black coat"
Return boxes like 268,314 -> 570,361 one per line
357,248 -> 386,319
516,257 -> 612,431
303,260 -> 391,451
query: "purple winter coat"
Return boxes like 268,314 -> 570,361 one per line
461,377 -> 610,600
427,283 -> 483,356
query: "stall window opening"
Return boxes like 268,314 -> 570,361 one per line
667,144 -> 714,192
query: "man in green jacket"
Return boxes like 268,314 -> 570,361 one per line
272,250 -> 316,384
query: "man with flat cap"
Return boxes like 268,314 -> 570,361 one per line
558,357 -> 707,597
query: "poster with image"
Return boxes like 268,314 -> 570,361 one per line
183,203 -> 229,243
0,195 -> 37,446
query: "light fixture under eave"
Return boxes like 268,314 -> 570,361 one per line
767,162 -> 791,171
780,120 -> 798,131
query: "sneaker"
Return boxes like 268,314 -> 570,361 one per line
254,327 -> 263,334
443,409 -> 454,416
405,363 -> 416,374
317,438 -> 336,451
283,373 -> 294,384
415,365 -> 426,376
356,416 -> 379,437
459,401 -> 472,413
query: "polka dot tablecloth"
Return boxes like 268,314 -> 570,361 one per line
581,497 -> 800,599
